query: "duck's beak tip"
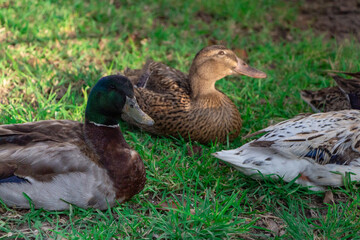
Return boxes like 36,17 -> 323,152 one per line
235,57 -> 267,79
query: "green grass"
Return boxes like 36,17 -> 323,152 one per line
1,0 -> 360,239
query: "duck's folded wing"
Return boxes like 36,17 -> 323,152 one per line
0,120 -> 92,182
332,74 -> 360,110
0,120 -> 83,140
250,110 -> 360,165
333,74 -> 360,95
300,87 -> 350,112
125,60 -> 190,94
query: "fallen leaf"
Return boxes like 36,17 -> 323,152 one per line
257,195 -> 266,203
309,209 -> 319,218
265,219 -> 280,236
156,201 -> 179,212
323,191 -> 334,204
196,11 -> 214,24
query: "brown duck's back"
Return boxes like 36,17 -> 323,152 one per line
301,72 -> 360,112
123,61 -> 242,144
125,61 -> 190,94
301,87 -> 352,112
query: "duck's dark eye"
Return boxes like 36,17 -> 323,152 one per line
109,84 -> 116,90
218,51 -> 225,55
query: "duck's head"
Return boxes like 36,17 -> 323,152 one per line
189,45 -> 267,82
85,75 -> 154,126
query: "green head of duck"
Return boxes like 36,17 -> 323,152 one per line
85,75 -> 154,126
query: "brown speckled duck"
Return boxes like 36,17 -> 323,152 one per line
0,75 -> 154,210
301,72 -> 360,112
123,45 -> 267,144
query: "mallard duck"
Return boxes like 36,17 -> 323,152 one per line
0,75 -> 154,210
123,45 -> 267,144
301,72 -> 360,112
213,110 -> 360,191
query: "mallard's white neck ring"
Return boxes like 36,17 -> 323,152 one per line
89,121 -> 119,128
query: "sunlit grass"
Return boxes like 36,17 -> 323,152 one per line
1,0 -> 360,239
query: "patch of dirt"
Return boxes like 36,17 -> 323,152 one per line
297,0 -> 360,41
270,26 -> 294,42
0,68 -> 16,105
195,10 -> 227,23
0,27 -> 14,43
195,11 -> 215,24
186,145 -> 203,157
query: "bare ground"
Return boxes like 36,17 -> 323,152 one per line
297,0 -> 360,41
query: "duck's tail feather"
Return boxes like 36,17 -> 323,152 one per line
331,74 -> 360,109
212,147 -> 296,178
213,146 -> 360,189
325,70 -> 360,79
136,59 -> 153,88
332,75 -> 360,93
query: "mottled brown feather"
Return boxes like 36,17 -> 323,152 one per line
301,72 -> 360,112
0,120 -> 92,181
300,87 -> 351,112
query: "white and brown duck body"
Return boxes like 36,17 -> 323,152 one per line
123,45 -> 267,144
213,110 -> 360,191
0,75 -> 154,210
